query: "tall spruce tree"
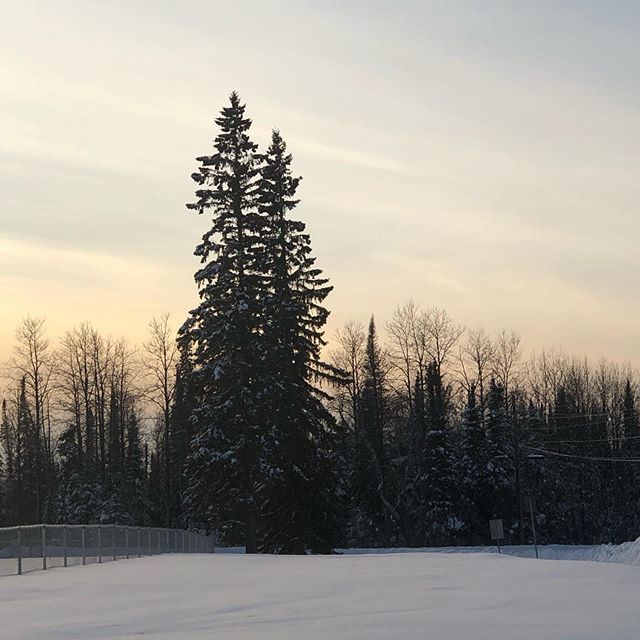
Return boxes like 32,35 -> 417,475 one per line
168,348 -> 197,526
420,361 -> 460,544
0,447 -> 5,526
180,92 -> 267,552
123,409 -> 147,524
257,129 -> 343,553
621,380 -> 640,534
0,400 -> 14,525
461,385 -> 490,543
484,379 -> 515,532
352,316 -> 390,545
14,378 -> 41,524
622,379 -> 639,452
55,422 -> 102,524
361,316 -> 385,467
399,375 -> 427,545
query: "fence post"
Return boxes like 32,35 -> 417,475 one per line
182,530 -> 185,553
63,526 -> 68,568
17,526 -> 22,575
125,526 -> 129,559
148,528 -> 151,556
137,527 -> 141,558
166,529 -> 169,554
81,525 -> 86,565
112,524 -> 117,561
98,526 -> 102,563
42,524 -> 47,571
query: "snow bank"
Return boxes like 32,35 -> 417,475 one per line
342,538 -> 640,567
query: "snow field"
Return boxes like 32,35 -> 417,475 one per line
2,551 -> 640,639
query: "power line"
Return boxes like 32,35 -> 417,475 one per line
524,420 -> 611,433
535,434 -> 640,446
541,411 -> 611,418
522,446 -> 640,464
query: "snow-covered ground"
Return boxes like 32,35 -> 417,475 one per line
3,551 -> 640,639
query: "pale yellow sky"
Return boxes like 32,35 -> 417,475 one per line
2,1 -> 640,365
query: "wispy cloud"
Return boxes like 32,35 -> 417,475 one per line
289,137 -> 413,175
0,236 -> 164,290
2,0 -> 640,366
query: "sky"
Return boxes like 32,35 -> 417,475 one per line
2,0 -> 640,366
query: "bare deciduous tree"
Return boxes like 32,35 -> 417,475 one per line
141,314 -> 178,520
457,327 -> 495,414
331,321 -> 366,428
386,303 -> 464,414
493,329 -> 522,407
9,317 -> 56,515
386,302 -> 421,413
424,308 -> 465,378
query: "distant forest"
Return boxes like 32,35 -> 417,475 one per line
2,94 -> 639,552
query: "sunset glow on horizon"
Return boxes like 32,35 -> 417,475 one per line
3,1 -> 640,365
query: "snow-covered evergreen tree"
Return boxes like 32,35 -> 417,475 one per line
0,435 -> 6,526
124,409 -> 148,524
168,347 -> 197,526
621,379 -> 640,535
460,385 -> 490,543
361,316 -> 386,468
622,379 -> 639,452
55,423 -> 103,524
13,378 -> 41,524
420,362 -> 461,544
180,92 -> 267,552
484,379 -> 515,527
257,129 -> 343,553
398,375 -> 427,545
0,400 -> 13,525
351,316 -> 392,545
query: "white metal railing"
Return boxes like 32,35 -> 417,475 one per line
0,524 -> 214,577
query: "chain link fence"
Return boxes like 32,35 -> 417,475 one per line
0,524 -> 214,577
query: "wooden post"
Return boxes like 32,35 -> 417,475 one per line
17,527 -> 22,575
42,525 -> 47,571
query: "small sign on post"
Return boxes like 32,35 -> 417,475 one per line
489,518 -> 504,553
524,494 -> 539,559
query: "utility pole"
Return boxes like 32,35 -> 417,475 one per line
526,453 -> 544,559
528,496 -> 539,559
512,393 -> 525,544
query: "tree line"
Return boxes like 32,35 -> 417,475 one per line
331,308 -> 640,548
2,93 -> 639,552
